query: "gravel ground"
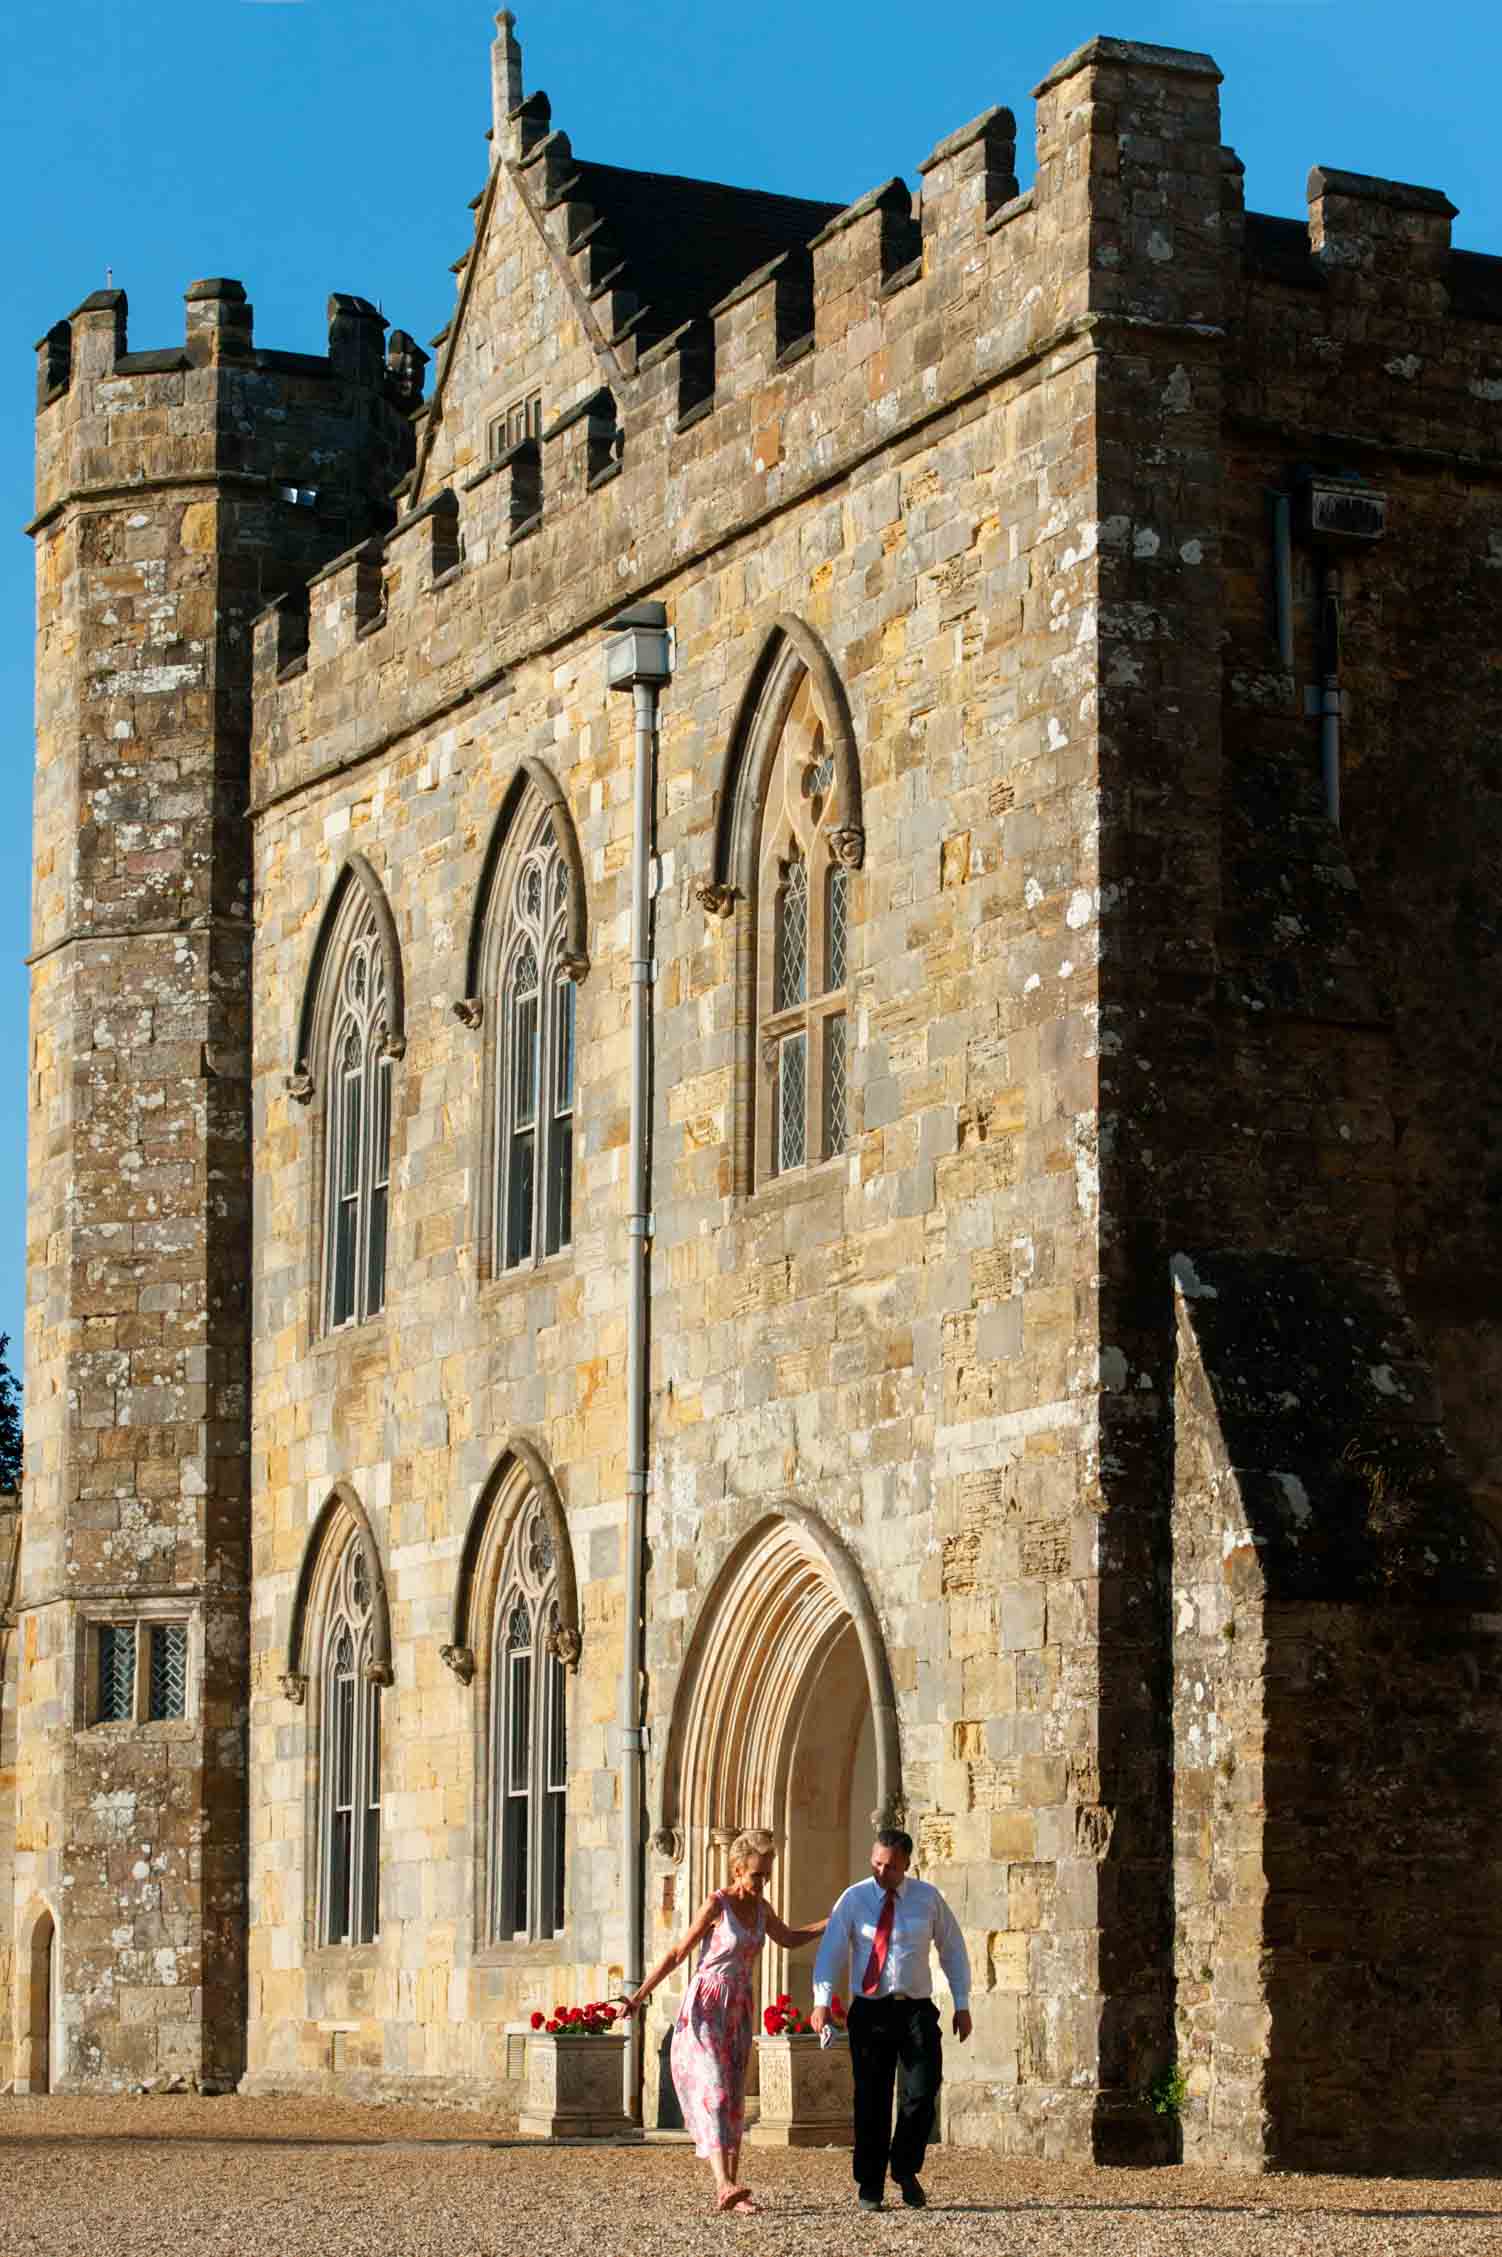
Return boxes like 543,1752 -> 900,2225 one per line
0,2097 -> 1499,2257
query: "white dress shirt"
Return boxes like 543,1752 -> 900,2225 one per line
812,1875 -> 971,2013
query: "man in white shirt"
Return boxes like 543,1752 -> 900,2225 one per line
810,1827 -> 972,2211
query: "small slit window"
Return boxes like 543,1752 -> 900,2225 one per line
489,391 -> 542,459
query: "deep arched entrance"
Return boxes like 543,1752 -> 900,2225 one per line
660,1508 -> 901,2016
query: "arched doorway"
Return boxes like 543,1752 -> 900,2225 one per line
661,1509 -> 900,2018
18,1905 -> 58,2094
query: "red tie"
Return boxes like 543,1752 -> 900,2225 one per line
860,1890 -> 896,1996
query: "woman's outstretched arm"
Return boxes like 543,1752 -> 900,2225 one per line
763,1906 -> 829,1950
618,1893 -> 720,2015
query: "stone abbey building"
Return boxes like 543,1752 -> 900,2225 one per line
7,16 -> 1502,2169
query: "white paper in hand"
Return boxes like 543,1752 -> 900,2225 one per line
819,2022 -> 835,2050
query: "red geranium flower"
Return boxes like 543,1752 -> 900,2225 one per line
533,1998 -> 622,2037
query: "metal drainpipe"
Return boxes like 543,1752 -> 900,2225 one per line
1319,559 -> 1343,828
603,601 -> 672,2124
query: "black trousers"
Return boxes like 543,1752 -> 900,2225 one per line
846,1995 -> 943,2191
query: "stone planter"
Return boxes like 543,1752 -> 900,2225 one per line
518,2032 -> 639,2140
749,2031 -> 854,2147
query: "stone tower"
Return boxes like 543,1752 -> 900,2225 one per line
17,280 -> 419,2090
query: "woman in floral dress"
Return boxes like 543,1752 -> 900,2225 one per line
621,1828 -> 826,2213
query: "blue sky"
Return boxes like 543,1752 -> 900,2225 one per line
2,0 -> 1500,1381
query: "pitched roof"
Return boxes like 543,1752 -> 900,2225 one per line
566,161 -> 843,349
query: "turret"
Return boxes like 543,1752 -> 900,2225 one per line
16,278 -> 418,2092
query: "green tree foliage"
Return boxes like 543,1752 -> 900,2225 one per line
0,1333 -> 21,1493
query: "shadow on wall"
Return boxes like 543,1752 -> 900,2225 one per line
1172,1248 -> 1502,2173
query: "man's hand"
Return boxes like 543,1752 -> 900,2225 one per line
810,2005 -> 830,2037
952,2010 -> 973,2043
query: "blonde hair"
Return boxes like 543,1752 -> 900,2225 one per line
728,1828 -> 777,1872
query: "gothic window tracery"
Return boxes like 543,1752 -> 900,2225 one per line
490,1500 -> 567,1943
494,811 -> 576,1271
756,693 -> 853,1182
320,1537 -> 383,1946
324,906 -> 394,1329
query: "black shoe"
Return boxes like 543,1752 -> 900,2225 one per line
897,2177 -> 927,2209
858,2187 -> 884,2212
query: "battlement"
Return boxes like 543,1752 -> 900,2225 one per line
30,277 -> 427,548
36,277 -> 427,412
250,26 -> 1502,812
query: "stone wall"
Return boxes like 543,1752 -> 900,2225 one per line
242,27 -> 1129,2134
1222,173 -> 1502,1529
241,26 -> 1502,2158
0,1495 -> 19,2075
1172,1253 -> 1502,2168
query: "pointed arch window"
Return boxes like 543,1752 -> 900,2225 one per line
490,1501 -> 567,1942
757,695 -> 853,1182
320,1537 -> 383,1945
325,907 -> 394,1329
496,817 -> 576,1271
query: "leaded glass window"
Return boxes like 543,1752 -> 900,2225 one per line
324,908 -> 394,1331
91,1619 -> 192,1726
490,1504 -> 568,1943
495,815 -> 576,1272
824,1014 -> 849,1158
148,1624 -> 188,1720
778,1030 -> 807,1173
320,1538 -> 383,1946
756,702 -> 855,1181
775,856 -> 808,1010
97,1625 -> 136,1723
827,868 -> 849,990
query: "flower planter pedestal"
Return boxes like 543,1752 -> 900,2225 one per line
749,2031 -> 854,2147
519,2033 -> 639,2140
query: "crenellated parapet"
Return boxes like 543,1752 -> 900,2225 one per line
251,29 -> 1501,815
32,277 -> 423,556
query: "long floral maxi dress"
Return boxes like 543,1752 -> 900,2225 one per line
670,1890 -> 766,2158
